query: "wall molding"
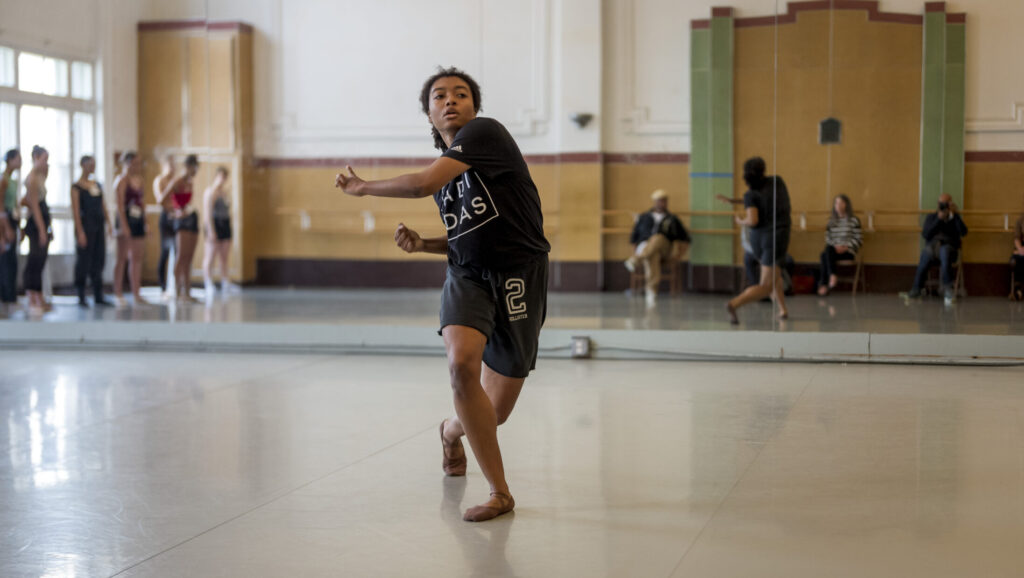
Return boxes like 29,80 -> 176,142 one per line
618,0 -> 691,136
964,150 -> 1024,163
254,152 -> 692,168
966,102 -> 1024,134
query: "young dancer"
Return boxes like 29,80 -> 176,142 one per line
0,149 -> 21,310
71,155 -> 113,307
726,157 -> 791,324
113,151 -> 148,306
162,154 -> 200,303
202,166 -> 233,297
21,146 -> 52,315
154,155 -> 176,300
335,67 -> 550,522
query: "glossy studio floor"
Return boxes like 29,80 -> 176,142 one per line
2,343 -> 1024,577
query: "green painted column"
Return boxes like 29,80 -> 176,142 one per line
689,7 -> 734,276
920,2 -> 966,211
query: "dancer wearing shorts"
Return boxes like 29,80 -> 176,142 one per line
726,157 -> 791,324
162,155 -> 200,303
113,151 -> 148,306
335,67 -> 550,522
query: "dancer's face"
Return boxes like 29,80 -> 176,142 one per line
428,76 -> 476,137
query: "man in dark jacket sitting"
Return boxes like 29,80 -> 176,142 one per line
625,189 -> 690,305
904,193 -> 968,303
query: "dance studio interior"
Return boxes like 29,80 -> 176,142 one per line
2,0 -> 1024,576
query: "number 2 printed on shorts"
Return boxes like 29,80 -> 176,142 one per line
505,278 -> 528,321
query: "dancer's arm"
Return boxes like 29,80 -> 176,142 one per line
395,223 -> 447,255
115,177 -> 130,238
735,207 -> 759,228
335,157 -> 469,199
71,185 -> 86,247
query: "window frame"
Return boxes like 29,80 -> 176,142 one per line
0,42 -> 100,256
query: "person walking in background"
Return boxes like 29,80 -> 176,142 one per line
726,157 -> 791,325
71,155 -> 113,308
817,194 -> 863,296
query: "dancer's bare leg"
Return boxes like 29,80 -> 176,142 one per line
113,239 -> 128,299
727,265 -> 776,323
129,238 -> 147,302
441,325 -> 517,521
771,266 -> 788,319
175,231 -> 198,299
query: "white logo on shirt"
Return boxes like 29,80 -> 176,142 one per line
439,171 -> 500,239
450,145 -> 463,153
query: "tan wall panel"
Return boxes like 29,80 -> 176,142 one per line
603,163 -> 689,261
187,36 -> 210,149
735,12 -> 923,265
138,33 -> 185,153
208,36 -> 235,150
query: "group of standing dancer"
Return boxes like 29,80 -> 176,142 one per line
0,148 -> 234,314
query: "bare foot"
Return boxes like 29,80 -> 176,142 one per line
778,310 -> 789,320
439,419 -> 466,477
463,492 -> 515,522
725,302 -> 739,325
817,285 -> 828,296
828,274 -> 838,289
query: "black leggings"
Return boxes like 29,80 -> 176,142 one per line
75,226 -> 106,299
1013,255 -> 1024,283
819,245 -> 856,286
24,214 -> 51,292
0,212 -> 16,303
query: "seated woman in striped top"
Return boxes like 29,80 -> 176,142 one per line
818,194 -> 863,296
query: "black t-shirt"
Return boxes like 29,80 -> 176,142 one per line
743,175 -> 791,231
436,117 -> 550,270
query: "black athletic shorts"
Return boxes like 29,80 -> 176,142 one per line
116,215 -> 146,238
440,254 -> 548,379
174,211 -> 199,233
749,226 -> 790,267
213,217 -> 232,241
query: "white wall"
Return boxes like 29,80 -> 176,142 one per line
7,0 -> 1020,162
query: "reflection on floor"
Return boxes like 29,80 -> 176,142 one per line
2,350 -> 1023,577
2,286 -> 1024,335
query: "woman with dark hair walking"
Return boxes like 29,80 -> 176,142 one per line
21,146 -> 52,315
71,155 -> 113,307
726,156 -> 791,324
335,67 -> 549,522
817,194 -> 863,296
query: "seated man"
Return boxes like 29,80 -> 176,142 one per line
904,193 -> 968,303
625,189 -> 690,305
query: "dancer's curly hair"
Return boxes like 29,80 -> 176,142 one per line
419,66 -> 482,152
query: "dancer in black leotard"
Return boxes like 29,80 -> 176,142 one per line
71,155 -> 113,307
